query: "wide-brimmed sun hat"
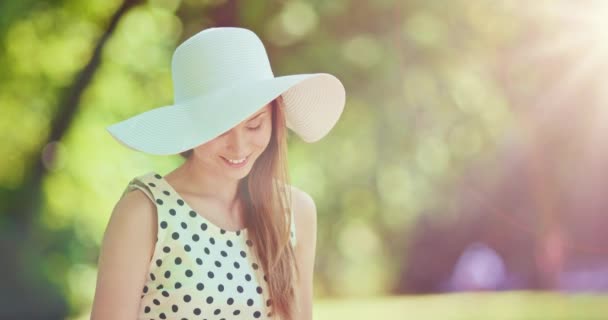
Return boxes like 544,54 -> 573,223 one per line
106,27 -> 346,155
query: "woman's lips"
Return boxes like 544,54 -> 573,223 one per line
221,155 -> 249,168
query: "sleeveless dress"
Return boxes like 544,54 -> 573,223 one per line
120,171 -> 297,320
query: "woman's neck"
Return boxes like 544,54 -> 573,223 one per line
169,157 -> 242,212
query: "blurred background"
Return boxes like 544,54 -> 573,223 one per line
2,0 -> 608,319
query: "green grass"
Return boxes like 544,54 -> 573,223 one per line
313,291 -> 608,320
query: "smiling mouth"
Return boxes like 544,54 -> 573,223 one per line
221,155 -> 250,167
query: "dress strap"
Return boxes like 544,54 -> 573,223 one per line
121,173 -> 154,202
289,206 -> 297,248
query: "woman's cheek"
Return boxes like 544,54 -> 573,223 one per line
254,126 -> 272,149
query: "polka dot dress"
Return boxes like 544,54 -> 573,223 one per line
122,171 -> 297,320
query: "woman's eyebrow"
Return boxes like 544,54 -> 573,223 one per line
247,111 -> 267,122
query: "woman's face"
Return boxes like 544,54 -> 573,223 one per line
191,103 -> 273,180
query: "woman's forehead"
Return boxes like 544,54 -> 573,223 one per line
245,104 -> 270,121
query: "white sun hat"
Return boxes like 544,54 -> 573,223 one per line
106,27 -> 346,155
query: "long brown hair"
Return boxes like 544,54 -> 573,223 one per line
180,96 -> 300,319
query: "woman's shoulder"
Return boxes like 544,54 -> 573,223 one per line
104,187 -> 158,251
115,187 -> 157,221
91,184 -> 158,318
100,184 -> 159,263
288,185 -> 316,213
288,185 -> 317,246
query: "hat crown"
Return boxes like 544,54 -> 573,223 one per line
171,27 -> 274,103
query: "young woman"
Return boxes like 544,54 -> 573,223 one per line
91,27 -> 345,320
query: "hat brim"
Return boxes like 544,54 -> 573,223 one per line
106,73 -> 345,155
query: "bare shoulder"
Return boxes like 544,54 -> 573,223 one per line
289,185 -> 317,225
115,188 -> 157,219
287,185 -> 317,319
105,189 -> 158,242
288,185 -> 317,252
91,188 -> 157,319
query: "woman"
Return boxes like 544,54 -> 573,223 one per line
91,27 -> 345,320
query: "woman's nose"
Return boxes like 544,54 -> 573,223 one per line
225,128 -> 246,153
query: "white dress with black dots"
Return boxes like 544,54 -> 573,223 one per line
121,171 -> 297,320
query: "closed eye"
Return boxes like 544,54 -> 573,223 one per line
247,124 -> 262,131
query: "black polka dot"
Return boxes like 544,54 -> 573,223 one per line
169,209 -> 176,216
208,271 -> 214,278
183,295 -> 191,303
162,290 -> 169,297
201,223 -> 208,231
214,309 -> 221,315
215,261 -> 222,267
174,282 -> 182,289
164,271 -> 171,279
156,284 -> 164,289
192,234 -> 200,241
204,247 -> 210,255
240,251 -> 247,258
206,296 -> 213,304
189,210 -> 196,217
234,262 -> 240,269
175,257 -> 182,265
256,286 -> 263,294
181,222 -> 187,229
150,273 -> 156,281
196,258 -> 203,265
156,199 -> 163,205
159,312 -> 166,319
263,275 -> 268,282
245,274 -> 252,281
252,263 -> 259,270
227,297 -> 234,305
210,237 -> 215,245
184,244 -> 191,252
246,239 -> 253,247
160,221 -> 168,229
185,269 -> 193,277
163,246 -> 171,253
154,174 -> 162,179
218,284 -> 224,292
193,308 -> 201,315
220,229 -> 226,234
172,232 -> 179,240
197,283 -> 204,290
172,305 -> 178,312
227,273 -> 233,280
266,299 -> 272,306
233,310 -> 241,315
148,182 -> 156,187
247,298 -> 253,306
236,230 -> 241,236
177,199 -> 184,206
143,285 -> 148,293
254,311 -> 261,318
226,240 -> 233,247
144,306 -> 150,313
221,250 -> 228,257
163,190 -> 170,196
237,285 -> 243,293
153,299 -> 160,305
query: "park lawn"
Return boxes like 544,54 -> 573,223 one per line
313,291 -> 608,320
